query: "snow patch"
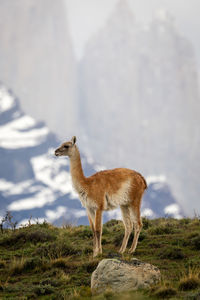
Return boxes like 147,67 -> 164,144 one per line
152,182 -> 166,190
7,188 -> 55,211
31,150 -> 77,198
20,218 -> 46,226
45,206 -> 67,222
146,175 -> 166,185
0,179 -> 14,191
0,116 -> 49,149
1,180 -> 34,196
72,209 -> 87,218
142,208 -> 154,217
105,208 -> 122,220
6,115 -> 36,130
94,164 -> 106,172
164,203 -> 182,219
0,87 -> 15,113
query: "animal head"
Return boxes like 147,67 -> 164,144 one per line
55,136 -> 77,157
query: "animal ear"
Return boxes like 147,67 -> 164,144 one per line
71,136 -> 76,145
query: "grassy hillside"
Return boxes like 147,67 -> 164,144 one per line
0,216 -> 200,299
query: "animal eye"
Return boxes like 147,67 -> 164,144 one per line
64,145 -> 69,149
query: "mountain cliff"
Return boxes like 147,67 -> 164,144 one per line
0,0 -> 77,138
78,2 -> 200,215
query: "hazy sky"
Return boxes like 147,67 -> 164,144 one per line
65,0 -> 200,71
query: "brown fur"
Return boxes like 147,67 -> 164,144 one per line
55,136 -> 147,257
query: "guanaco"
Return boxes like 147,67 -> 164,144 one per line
55,136 -> 147,257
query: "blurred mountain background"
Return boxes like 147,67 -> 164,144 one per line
0,0 -> 199,224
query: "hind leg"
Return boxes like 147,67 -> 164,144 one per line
93,209 -> 103,257
119,205 -> 133,253
129,204 -> 143,253
87,207 -> 96,253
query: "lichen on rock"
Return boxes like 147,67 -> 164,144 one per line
91,258 -> 161,295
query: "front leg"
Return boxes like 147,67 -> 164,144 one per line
94,208 -> 103,257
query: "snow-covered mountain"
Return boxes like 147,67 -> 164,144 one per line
78,1 -> 200,216
0,85 -> 183,226
0,84 -> 93,225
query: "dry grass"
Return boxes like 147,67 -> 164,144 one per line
179,267 -> 200,291
8,257 -> 27,275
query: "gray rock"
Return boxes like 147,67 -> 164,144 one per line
91,258 -> 161,295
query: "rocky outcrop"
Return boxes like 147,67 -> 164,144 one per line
91,258 -> 161,295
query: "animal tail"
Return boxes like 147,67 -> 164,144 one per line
138,172 -> 148,190
142,176 -> 148,190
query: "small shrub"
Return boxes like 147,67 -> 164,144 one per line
0,259 -> 6,268
0,229 -> 55,248
102,237 -> 108,245
79,286 -> 92,297
23,257 -> 44,271
183,232 -> 200,250
186,289 -> 200,299
40,278 -> 61,287
138,231 -> 146,241
142,217 -> 152,229
179,267 -> 200,291
76,227 -> 93,238
27,230 -> 55,244
179,277 -> 200,291
104,219 -> 121,227
51,258 -> 69,268
190,234 -> 200,250
33,284 -> 54,296
113,232 -> 124,246
153,286 -> 177,298
82,246 -> 93,254
35,240 -> 78,259
189,218 -> 200,227
179,218 -> 191,225
102,227 -> 109,234
159,247 -> 185,259
148,224 -> 175,235
2,283 -> 24,293
81,259 -> 99,273
8,256 -> 45,275
185,259 -> 200,269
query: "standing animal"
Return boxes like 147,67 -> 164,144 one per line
55,136 -> 147,257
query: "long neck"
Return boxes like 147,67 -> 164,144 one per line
69,146 -> 86,190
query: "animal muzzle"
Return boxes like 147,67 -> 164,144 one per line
55,149 -> 60,156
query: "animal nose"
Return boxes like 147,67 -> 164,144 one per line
55,149 -> 59,156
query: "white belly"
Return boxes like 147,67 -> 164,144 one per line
104,180 -> 131,210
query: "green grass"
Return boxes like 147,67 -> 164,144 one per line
0,217 -> 200,299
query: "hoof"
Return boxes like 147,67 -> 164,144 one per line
93,253 -> 102,258
93,250 -> 102,258
128,248 -> 136,254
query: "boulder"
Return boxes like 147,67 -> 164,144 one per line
91,258 -> 161,295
